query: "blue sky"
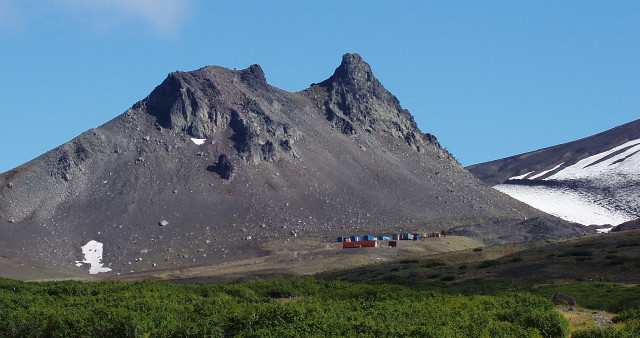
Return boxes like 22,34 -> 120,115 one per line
1,1 -> 639,173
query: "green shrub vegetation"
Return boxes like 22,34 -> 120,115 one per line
572,306 -> 640,337
605,255 -> 629,266
616,242 -> 639,248
2,276 -> 639,337
558,249 -> 593,257
399,259 -> 419,265
478,260 -> 501,269
421,260 -> 446,268
0,277 -> 571,337
573,242 -> 595,248
415,279 -> 640,336
571,322 -> 640,338
393,279 -> 640,315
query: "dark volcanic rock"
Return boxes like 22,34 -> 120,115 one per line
140,64 -> 298,164
612,218 -> 640,232
309,53 -> 441,153
0,53 -> 586,278
210,154 -> 234,180
447,217 -> 594,244
553,293 -> 577,306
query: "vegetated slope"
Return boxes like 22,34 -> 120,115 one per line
0,278 -> 572,337
0,54 -> 587,279
612,218 -> 640,232
467,119 -> 640,226
319,230 -> 640,336
321,229 -> 640,285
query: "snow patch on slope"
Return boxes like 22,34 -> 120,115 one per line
494,184 -> 633,226
496,138 -> 640,226
549,139 -> 640,182
75,240 -> 111,274
190,138 -> 206,145
597,227 -> 613,234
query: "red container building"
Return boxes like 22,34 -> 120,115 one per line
342,240 -> 377,248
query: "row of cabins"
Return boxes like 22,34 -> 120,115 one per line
337,235 -> 385,248
337,230 -> 447,243
337,230 -> 447,249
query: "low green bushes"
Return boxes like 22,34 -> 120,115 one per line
0,278 -> 570,337
571,320 -> 640,338
478,260 -> 501,269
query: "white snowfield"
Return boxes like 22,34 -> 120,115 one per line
191,138 -> 206,145
74,240 -> 112,274
549,139 -> 640,181
495,184 -> 633,226
496,138 -> 640,226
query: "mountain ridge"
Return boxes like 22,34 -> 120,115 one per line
0,54 -> 590,279
468,118 -> 640,186
468,118 -> 640,226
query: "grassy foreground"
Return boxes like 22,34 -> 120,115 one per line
0,277 -> 567,337
0,277 -> 639,337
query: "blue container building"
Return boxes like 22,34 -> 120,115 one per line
350,236 -> 361,242
337,237 -> 345,243
401,234 -> 414,240
362,235 -> 376,241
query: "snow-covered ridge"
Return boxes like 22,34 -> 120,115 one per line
507,139 -> 640,183
498,138 -> 640,226
549,138 -> 640,182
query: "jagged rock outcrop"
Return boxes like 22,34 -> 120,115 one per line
138,64 -> 298,164
307,54 -> 440,153
210,154 -> 234,180
553,293 -> 577,306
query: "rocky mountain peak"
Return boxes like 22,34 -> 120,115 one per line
134,54 -> 445,166
0,54 -> 591,279
310,53 -> 442,153
329,53 -> 375,87
131,64 -> 298,165
240,64 -> 268,91
138,64 -> 269,136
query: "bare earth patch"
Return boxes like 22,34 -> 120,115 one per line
556,305 -> 616,333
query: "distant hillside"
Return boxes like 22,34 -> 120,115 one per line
321,229 -> 640,285
468,119 -> 640,226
